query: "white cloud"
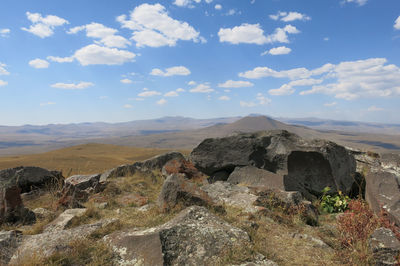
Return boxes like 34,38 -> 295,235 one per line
164,91 -> 179,97
215,4 -> 222,10
218,23 -> 299,45
239,66 -> 311,80
123,104 -> 133,108
269,79 -> 323,95
120,78 -> 132,84
268,46 -> 292,55
21,12 -> 68,38
187,81 -> 196,86
368,106 -> 384,112
176,88 -> 185,92
150,66 -> 191,77
67,23 -> 131,48
343,0 -> 368,6
0,80 -> 8,86
40,102 -> 56,106
74,44 -> 136,66
190,83 -> 214,93
117,3 -> 202,48
241,93 -> 271,106
29,58 -> 49,69
157,98 -> 167,105
0,63 -> 10,75
240,101 -> 256,107
47,56 -> 74,63
173,0 -> 203,7
324,37 -> 330,41
219,96 -> 230,101
269,84 -> 295,96
218,80 -> 254,88
226,9 -> 237,16
395,16 -> 400,30
138,90 -> 161,97
269,11 -> 310,22
0,28 -> 10,37
324,102 -> 337,107
51,81 -> 94,90
205,0 -> 213,3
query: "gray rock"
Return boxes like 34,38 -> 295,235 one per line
190,130 -> 356,200
0,185 -> 35,225
291,233 -> 331,249
0,166 -> 63,193
158,173 -> 213,211
201,181 -> 259,213
0,230 -> 22,265
32,208 -> 53,220
369,227 -> 400,265
228,166 -> 284,189
65,174 -> 102,192
209,170 -> 230,183
44,208 -> 87,232
104,206 -> 250,265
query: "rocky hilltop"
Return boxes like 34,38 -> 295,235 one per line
1,130 -> 400,265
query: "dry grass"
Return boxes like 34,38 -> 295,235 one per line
0,143 -> 189,176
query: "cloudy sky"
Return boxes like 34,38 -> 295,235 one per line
1,0 -> 399,125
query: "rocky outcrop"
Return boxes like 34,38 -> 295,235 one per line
162,158 -> 204,180
191,130 -> 356,199
0,230 -> 22,265
44,208 -> 87,232
158,174 -> 213,211
104,206 -> 250,265
368,227 -> 400,265
0,166 -> 63,193
228,166 -> 284,189
0,185 -> 35,225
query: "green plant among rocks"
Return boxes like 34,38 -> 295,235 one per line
320,187 -> 350,213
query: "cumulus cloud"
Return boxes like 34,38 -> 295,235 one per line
67,23 -> 131,48
239,66 -> 314,80
51,81 -> 94,90
138,90 -> 161,97
173,0 -> 202,8
343,0 -> 368,6
263,46 -> 292,56
157,98 -> 167,105
176,88 -> 185,92
0,28 -> 10,37
74,44 -> 136,66
395,16 -> 400,30
0,80 -> 7,86
47,56 -> 74,63
218,80 -> 254,88
269,79 -> 322,96
29,58 -> 49,69
269,11 -> 311,22
190,83 -> 214,93
240,93 -> 271,107
218,23 -> 299,45
117,3 -> 203,47
164,91 -> 179,97
0,63 -> 10,75
150,66 -> 191,77
120,78 -> 132,84
215,4 -> 222,10
21,12 -> 68,38
219,96 -> 230,101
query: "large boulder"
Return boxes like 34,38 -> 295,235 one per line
0,230 -> 22,265
44,208 -> 87,232
227,166 -> 284,189
369,227 -> 400,265
0,166 -> 63,193
104,206 -> 250,265
190,130 -> 356,199
0,185 -> 35,225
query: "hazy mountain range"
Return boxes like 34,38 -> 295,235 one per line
1,115 -> 400,156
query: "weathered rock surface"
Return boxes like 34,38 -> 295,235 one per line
158,174 -> 213,211
0,166 -> 63,193
291,233 -> 332,250
228,166 -> 284,189
369,227 -> 400,265
104,206 -> 250,265
190,130 -> 356,199
0,230 -> 22,265
365,169 -> 400,225
201,181 -> 259,213
9,219 -> 117,264
0,185 -> 35,225
32,208 -> 53,220
44,208 -> 87,232
162,158 -> 204,180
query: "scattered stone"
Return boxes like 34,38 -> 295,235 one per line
137,203 -> 154,212
104,206 -> 250,265
0,166 -> 63,193
32,208 -> 53,220
291,233 -> 331,249
201,181 -> 259,213
0,230 -> 22,265
228,166 -> 284,189
158,173 -> 213,211
0,185 -> 35,225
190,130 -> 356,200
44,208 -> 87,232
369,227 -> 400,265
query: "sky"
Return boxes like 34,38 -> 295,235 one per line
0,0 -> 400,126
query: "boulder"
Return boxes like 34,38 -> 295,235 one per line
365,169 -> 400,225
228,166 -> 284,189
368,227 -> 400,265
209,170 -> 230,183
190,130 -> 356,199
44,208 -> 87,232
381,153 -> 400,176
158,174 -> 213,211
0,185 -> 35,225
32,208 -> 53,220
0,166 -> 63,193
0,230 -> 22,265
104,206 -> 250,265
162,158 -> 204,180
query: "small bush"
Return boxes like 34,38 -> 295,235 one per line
320,187 -> 350,213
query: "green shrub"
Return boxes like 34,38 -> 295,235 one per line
320,187 -> 350,213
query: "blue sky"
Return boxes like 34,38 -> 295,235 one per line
0,0 -> 400,125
